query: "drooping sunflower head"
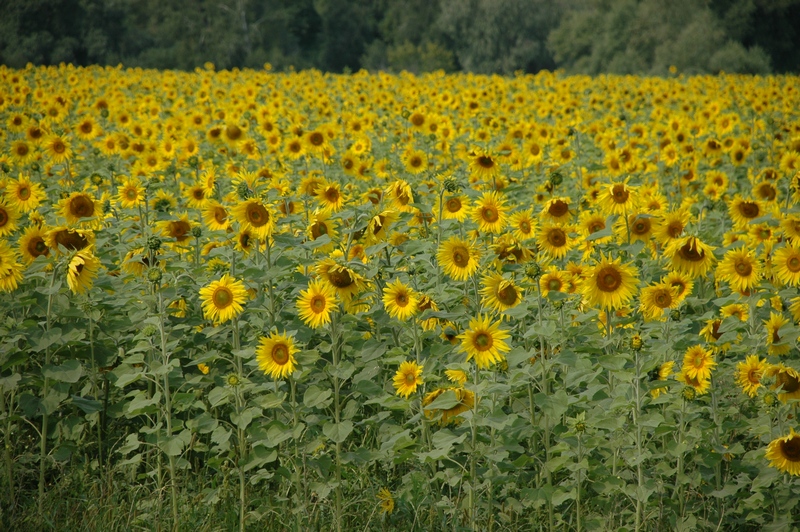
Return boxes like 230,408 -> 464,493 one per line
316,257 -> 368,300
736,355 -> 766,398
766,427 -> 800,476
45,226 -> 94,255
66,250 -> 101,295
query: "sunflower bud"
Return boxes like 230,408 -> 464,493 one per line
146,267 -> 163,284
764,391 -> 777,406
188,156 -> 198,167
236,182 -> 252,200
191,227 -> 202,239
103,200 -> 112,214
670,309 -> 681,322
142,324 -> 158,336
630,334 -> 643,351
226,373 -> 240,387
401,110 -> 411,120
681,386 -> 696,401
90,173 -> 103,186
146,236 -> 162,252
100,108 -> 109,118
30,162 -> 39,171
0,162 -> 9,173
443,178 -> 459,193
552,299 -> 564,310
549,171 -> 563,186
525,262 -> 542,279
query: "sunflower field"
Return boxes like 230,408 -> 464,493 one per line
2,63 -> 800,531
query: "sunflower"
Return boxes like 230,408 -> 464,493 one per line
10,140 -> 35,166
736,355 -> 767,398
306,209 -> 338,250
619,212 -> 654,245
437,237 -> 480,281
316,256 -> 368,301
578,210 -> 612,244
666,236 -> 716,279
184,184 -> 209,209
18,225 -> 50,263
766,428 -> 800,476
473,191 -> 508,234
676,367 -> 711,396
422,387 -> 476,425
780,215 -> 800,245
537,223 -> 573,259
296,279 -> 338,328
376,488 -> 395,515
402,148 -> 428,175
445,368 -> 468,386
458,314 -> 511,369
58,192 -> 97,226
116,177 -> 145,209
0,242 -> 24,293
654,209 -> 691,247
768,364 -> 800,402
765,312 -> 791,356
393,360 -> 424,398
650,361 -> 675,399
492,234 -> 532,264
728,196 -> 764,229
385,180 -> 414,213
365,210 -> 397,245
508,209 -> 536,241
682,345 -> 716,381
5,173 -> 44,212
66,250 -> 101,295
716,248 -> 762,293
438,194 -> 471,222
0,199 -> 20,238
382,278 -> 419,321
541,197 -> 571,224
773,244 -> 800,286
720,303 -> 749,322
661,271 -> 693,304
45,226 -> 94,255
257,332 -> 299,380
202,201 -> 230,232
157,215 -> 194,248
150,188 -> 177,212
639,282 -> 679,321
232,198 -> 274,239
598,181 -> 638,215
480,272 -> 523,312
316,180 -> 346,213
199,274 -> 248,324
469,148 -> 500,180
235,228 -> 256,255
43,134 -> 72,164
581,253 -> 639,310
539,268 -> 566,297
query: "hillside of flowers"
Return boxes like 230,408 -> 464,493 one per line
1,63 -> 800,531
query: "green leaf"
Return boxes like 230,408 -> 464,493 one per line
43,359 -> 83,383
323,421 -> 354,444
159,434 -> 186,457
208,386 -> 230,408
303,385 -> 333,409
421,389 -> 460,411
71,395 -> 102,414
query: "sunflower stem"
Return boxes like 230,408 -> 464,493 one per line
157,291 -> 179,531
673,398 -> 686,517
633,348 -> 644,532
38,266 -> 57,517
331,310 -> 343,532
469,363 -> 479,530
290,376 -> 304,532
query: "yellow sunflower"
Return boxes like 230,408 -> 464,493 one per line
59,192 -> 97,226
66,250 -> 101,295
736,355 -> 767,398
650,361 -> 674,399
581,253 -> 639,310
382,278 -> 419,321
0,241 -> 24,293
202,201 -> 230,232
5,173 -> 44,212
772,244 -> 800,286
157,215 -> 194,248
540,197 -> 572,224
480,272 -> 523,312
445,369 -> 468,386
385,179 -> 414,213
676,367 -> 711,396
45,226 -> 94,255
728,195 -> 764,229
423,387 -> 475,425
438,194 -> 471,222
508,209 -> 536,241
598,181 -> 638,215
317,180 -> 346,213
116,177 -> 145,209
0,199 -> 20,237
18,225 -> 50,263
639,282 -> 679,321
768,364 -> 800,402
716,248 -> 762,294
438,237 -> 480,281
296,279 -> 338,328
43,133 -> 72,164
232,198 -> 274,240
537,223 -> 573,259
257,331 -> 299,380
472,191 -> 508,234
666,236 -> 716,279
765,312 -> 791,356
393,360 -> 424,399
682,345 -> 716,381
316,256 -> 368,301
458,314 -> 511,369
377,488 -> 395,515
469,148 -> 500,181
199,274 -> 248,324
766,428 -> 800,476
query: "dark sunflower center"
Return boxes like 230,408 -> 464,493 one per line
734,259 -> 752,276
654,291 -> 672,308
55,230 -> 88,251
169,221 -> 191,239
325,188 -> 339,202
497,284 -> 518,305
739,202 -> 760,219
52,140 -> 66,154
679,242 -> 705,262
547,278 -> 562,291
311,221 -> 328,239
0,209 -> 7,226
474,332 -> 492,351
597,266 -> 622,292
213,287 -> 233,309
747,368 -> 760,384
411,114 -> 424,127
529,144 -> 541,156
395,293 -> 409,306
125,188 -> 138,200
192,188 -> 205,200
589,221 -> 605,233
311,294 -> 327,312
272,344 -> 289,365
225,124 -> 242,141
405,372 -> 416,385
246,203 -> 269,227
758,184 -> 776,200
446,198 -> 462,213
329,269 -> 354,288
611,184 -> 629,203
213,207 -> 227,224
787,256 -> 800,273
452,246 -> 470,268
289,141 -> 302,153
668,222 -> 683,238
547,228 -> 566,247
309,132 -> 324,146
549,200 -> 568,218
519,221 -> 531,233
632,218 -> 650,235
710,320 -> 722,340
75,263 -> 84,275
30,238 -> 49,257
240,233 -> 251,248
410,156 -> 422,168
482,207 -> 498,223
477,156 -> 494,169
779,372 -> 800,394
781,437 -> 800,461
70,196 -> 95,218
16,144 -> 29,156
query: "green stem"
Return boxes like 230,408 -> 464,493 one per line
633,349 -> 643,532
290,377 -> 303,532
1,389 -> 14,508
331,311 -> 342,532
470,364 -> 479,529
157,292 -> 179,530
39,267 -> 57,516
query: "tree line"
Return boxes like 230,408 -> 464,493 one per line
1,0 -> 799,74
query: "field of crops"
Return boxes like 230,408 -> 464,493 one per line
1,63 -> 800,531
